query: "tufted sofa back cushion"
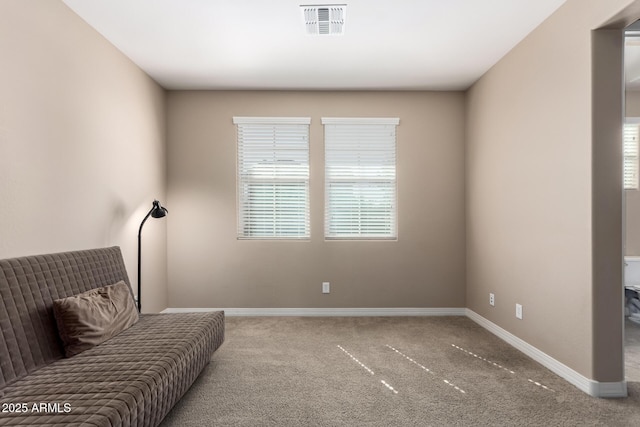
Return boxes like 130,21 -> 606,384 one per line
0,247 -> 132,389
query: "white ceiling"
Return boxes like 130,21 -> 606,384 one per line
62,0 -> 569,91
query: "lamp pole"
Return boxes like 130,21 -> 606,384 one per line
137,200 -> 168,312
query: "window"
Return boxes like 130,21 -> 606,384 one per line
625,121 -> 639,190
234,117 -> 310,239
323,117 -> 399,240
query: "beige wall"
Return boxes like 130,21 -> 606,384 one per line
0,1 -> 168,312
466,0 -> 638,383
166,91 -> 465,309
626,91 -> 640,255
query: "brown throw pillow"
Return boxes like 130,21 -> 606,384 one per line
53,281 -> 139,357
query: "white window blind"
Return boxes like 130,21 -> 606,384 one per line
234,117 -> 310,239
625,122 -> 639,190
323,117 -> 399,240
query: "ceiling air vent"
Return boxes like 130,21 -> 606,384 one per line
301,4 -> 346,35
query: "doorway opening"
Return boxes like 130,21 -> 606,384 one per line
624,20 -> 640,382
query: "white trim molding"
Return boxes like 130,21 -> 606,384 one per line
465,309 -> 627,398
162,307 -> 466,317
232,116 -> 311,125
321,117 -> 399,125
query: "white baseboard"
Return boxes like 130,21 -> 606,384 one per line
465,309 -> 627,398
161,307 -> 466,317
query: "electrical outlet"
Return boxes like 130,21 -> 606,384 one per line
489,293 -> 495,306
322,282 -> 330,294
516,303 -> 523,319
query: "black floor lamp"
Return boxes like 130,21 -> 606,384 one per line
137,199 -> 168,312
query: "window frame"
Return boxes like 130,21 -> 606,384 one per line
625,118 -> 639,191
233,116 -> 311,240
322,117 -> 399,241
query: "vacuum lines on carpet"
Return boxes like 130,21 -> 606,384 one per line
385,344 -> 466,394
337,342 -> 556,398
336,343 -> 468,396
337,345 -> 399,394
451,343 -> 555,392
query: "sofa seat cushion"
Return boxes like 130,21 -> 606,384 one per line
0,311 -> 225,427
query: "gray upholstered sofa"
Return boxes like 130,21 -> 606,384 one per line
0,246 -> 224,426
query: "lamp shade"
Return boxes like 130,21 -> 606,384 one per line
151,200 -> 168,218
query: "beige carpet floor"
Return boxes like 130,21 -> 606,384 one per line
161,316 -> 640,426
